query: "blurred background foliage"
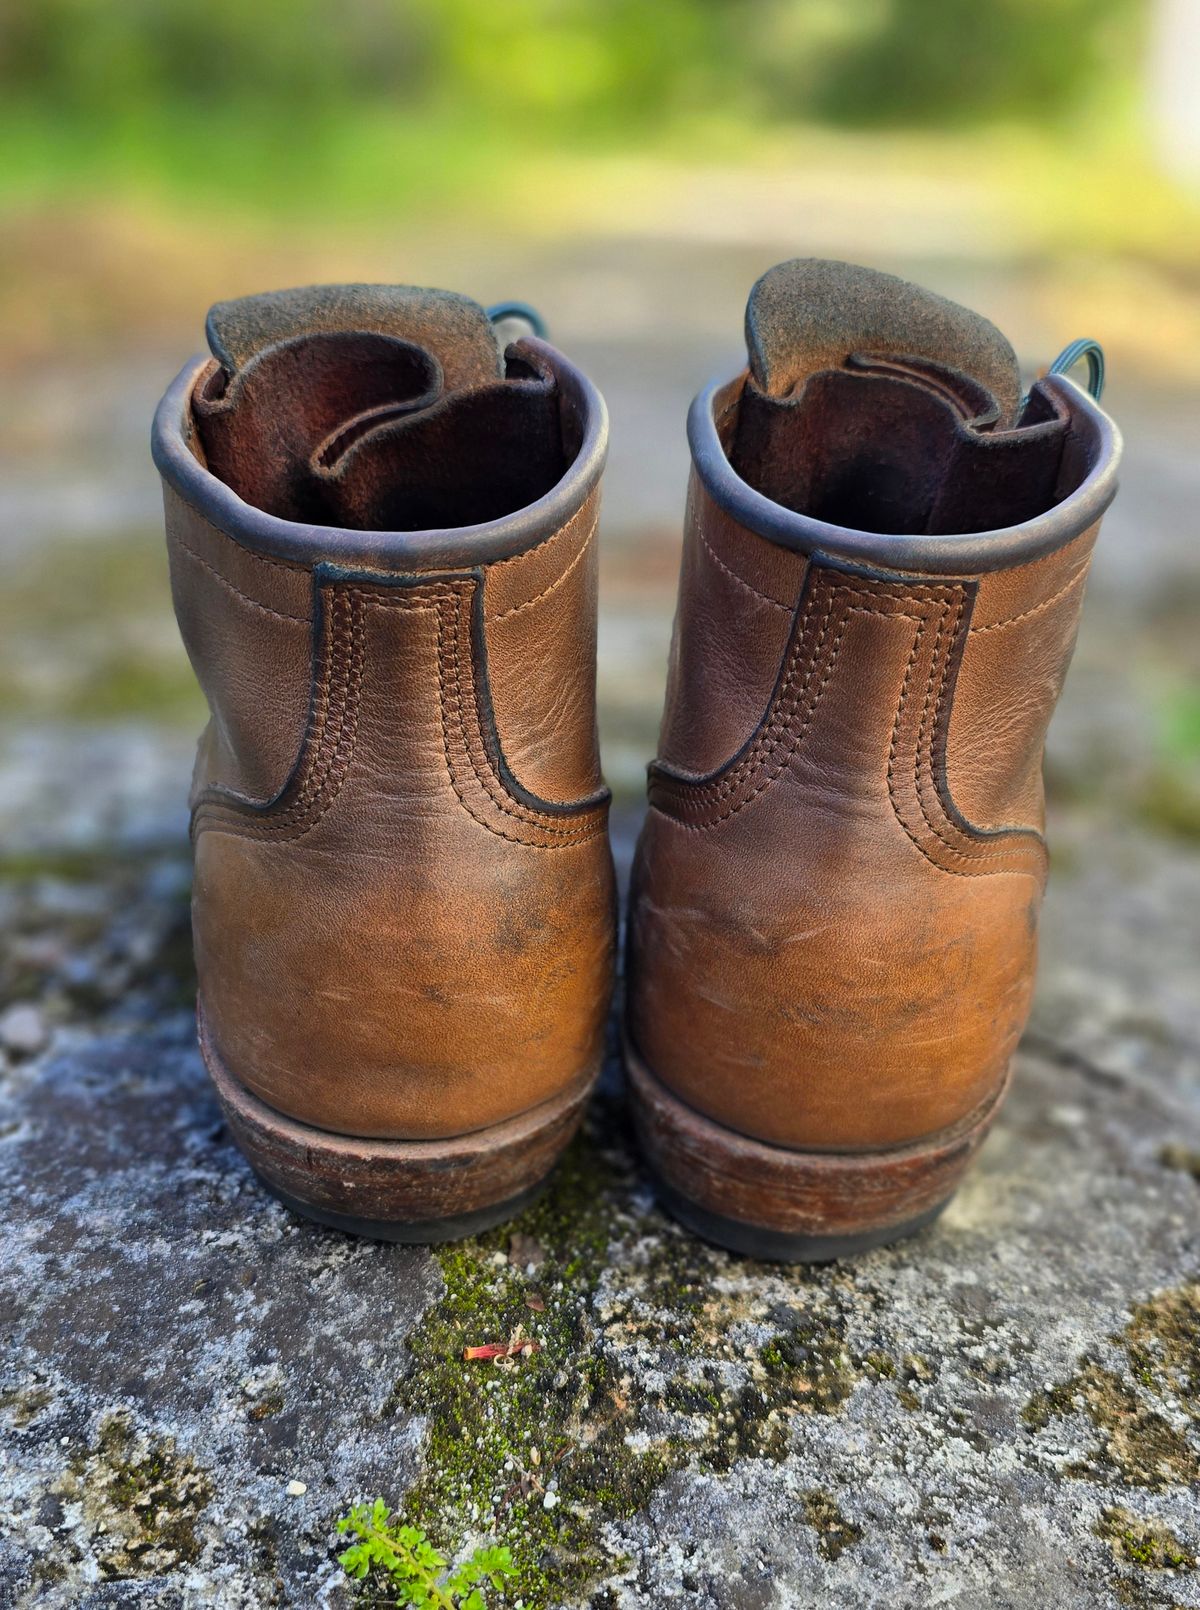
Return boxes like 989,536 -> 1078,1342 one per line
3,0 -> 1194,358
0,0 -> 1197,832
3,0 -> 1141,135
0,0 -> 1157,209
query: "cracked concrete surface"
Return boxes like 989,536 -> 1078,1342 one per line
0,742 -> 1197,1607
0,243 -> 1197,1609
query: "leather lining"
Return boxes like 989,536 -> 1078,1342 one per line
731,364 -> 1070,537
152,340 -> 607,570
690,371 -> 1119,573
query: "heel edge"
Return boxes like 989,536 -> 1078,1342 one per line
625,1038 -> 1008,1262
201,1006 -> 594,1241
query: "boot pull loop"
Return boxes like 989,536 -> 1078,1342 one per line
1047,338 -> 1106,401
487,301 -> 548,340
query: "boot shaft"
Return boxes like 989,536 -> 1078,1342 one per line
626,259 -> 1121,1254
153,287 -> 615,1188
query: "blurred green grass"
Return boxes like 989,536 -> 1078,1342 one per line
2,0 -> 1197,378
0,0 -> 1160,225
3,0 -> 1141,152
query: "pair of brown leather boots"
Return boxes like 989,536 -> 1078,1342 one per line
152,260 -> 1120,1261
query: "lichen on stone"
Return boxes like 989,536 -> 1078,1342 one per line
1023,1281 -> 1200,1490
55,1409 -> 214,1581
0,1380 -> 53,1428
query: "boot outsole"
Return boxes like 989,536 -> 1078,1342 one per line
625,1037 -> 1009,1263
200,1003 -> 592,1243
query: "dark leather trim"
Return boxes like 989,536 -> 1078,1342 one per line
648,551 -> 1047,877
152,337 -> 608,570
688,371 -> 1121,574
189,570 -> 369,836
321,562 -> 612,817
191,565 -> 609,839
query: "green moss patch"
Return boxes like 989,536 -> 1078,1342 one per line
1097,1505 -> 1195,1571
375,1104 -> 866,1607
1024,1281 -> 1200,1490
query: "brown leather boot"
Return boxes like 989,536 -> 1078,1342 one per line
152,285 -> 615,1240
625,259 -> 1121,1260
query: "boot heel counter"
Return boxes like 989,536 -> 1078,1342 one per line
190,554 -> 614,1141
630,546 -> 1055,1150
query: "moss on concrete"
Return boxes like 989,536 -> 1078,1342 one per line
380,1111 -> 865,1607
802,1488 -> 863,1561
1125,1284 -> 1200,1413
58,1410 -> 214,1580
1159,1144 -> 1200,1183
246,1389 -> 285,1422
1097,1504 -> 1195,1570
1024,1282 -> 1200,1491
384,1129 -> 655,1606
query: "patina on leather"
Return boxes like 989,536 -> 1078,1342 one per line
154,284 -> 615,1194
625,259 -> 1120,1254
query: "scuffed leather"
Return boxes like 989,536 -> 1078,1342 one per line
628,446 -> 1107,1155
161,307 -> 615,1143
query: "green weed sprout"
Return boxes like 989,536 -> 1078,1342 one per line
337,1498 -> 515,1609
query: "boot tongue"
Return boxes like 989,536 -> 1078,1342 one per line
745,259 -> 1022,426
205,283 -> 505,388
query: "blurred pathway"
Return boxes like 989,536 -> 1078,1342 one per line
1,225 -> 1198,1608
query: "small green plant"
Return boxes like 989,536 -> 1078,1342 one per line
337,1499 -> 515,1609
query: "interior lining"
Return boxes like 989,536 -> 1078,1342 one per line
190,327 -> 572,532
316,371 -> 568,532
729,355 -> 1081,536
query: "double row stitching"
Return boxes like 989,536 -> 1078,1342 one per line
192,587 -> 366,843
666,584 -> 840,813
885,593 -> 1045,877
194,569 -> 608,852
661,613 -> 853,831
269,590 -> 360,830
915,596 -> 1044,867
659,575 -> 952,826
653,575 -> 925,829
650,562 -> 1047,869
487,518 -> 597,623
436,587 -> 605,850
